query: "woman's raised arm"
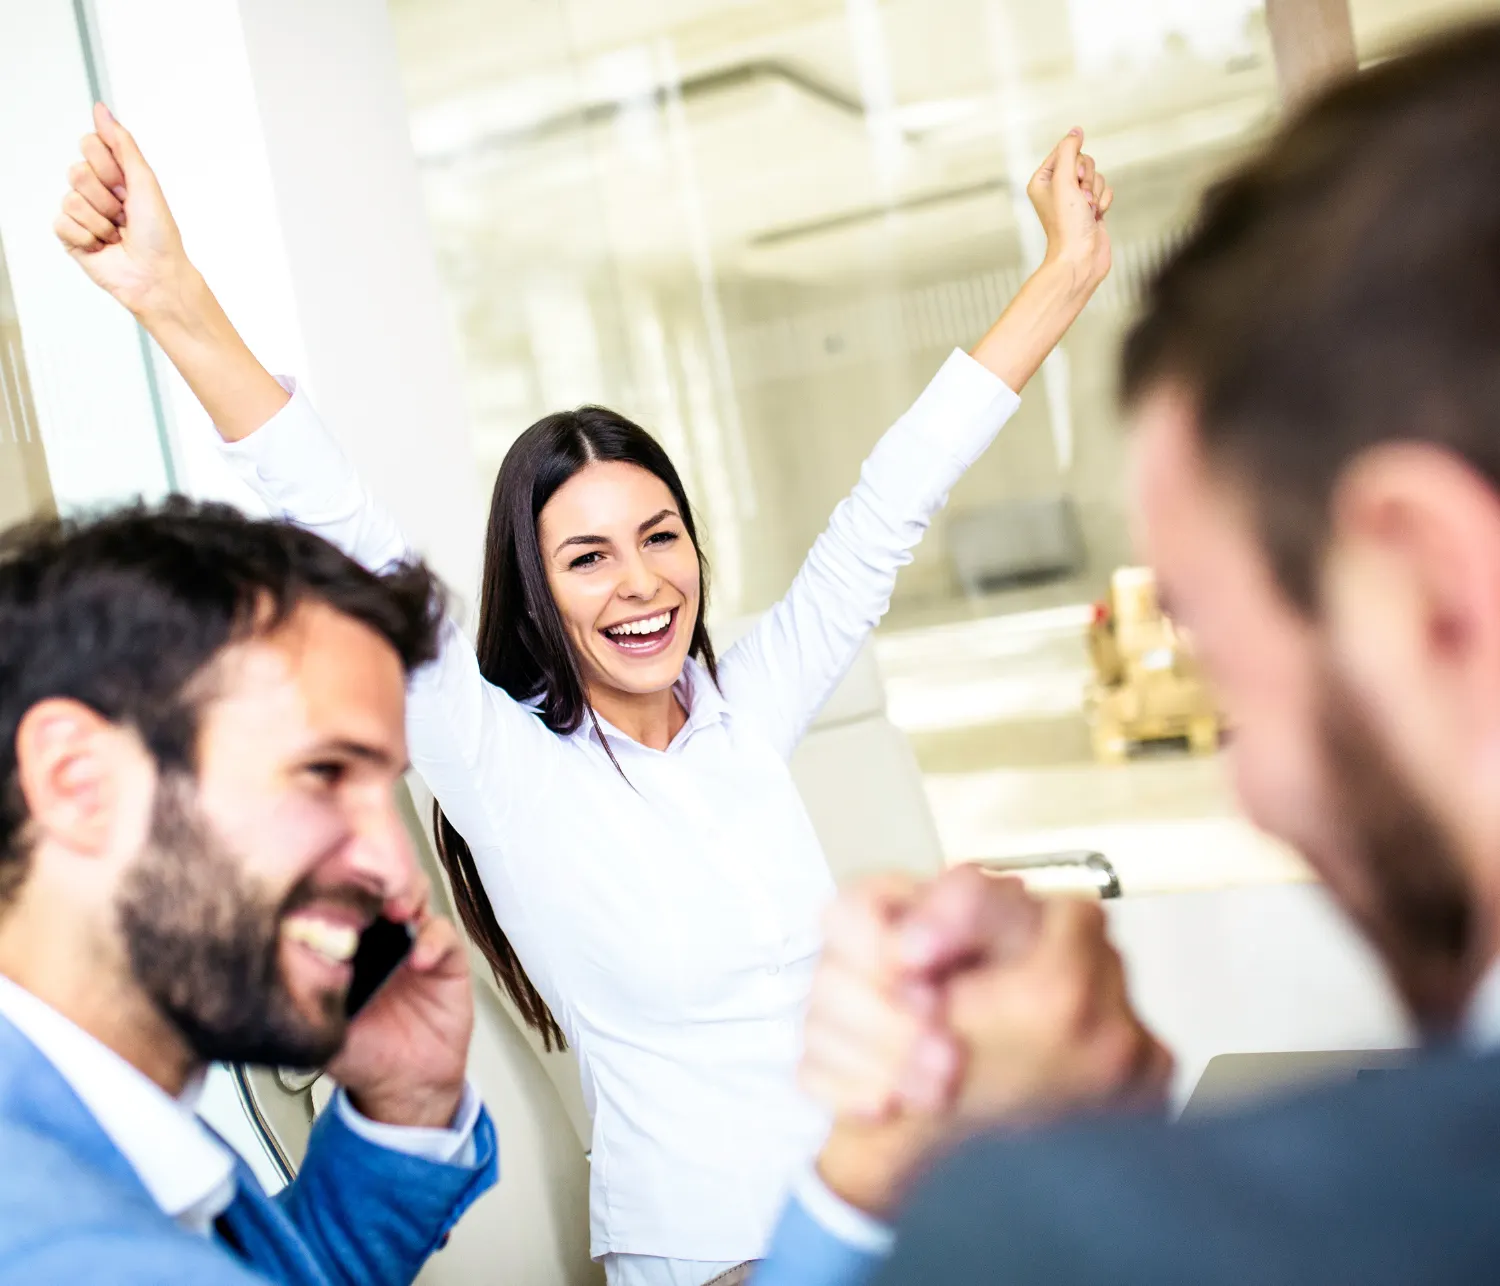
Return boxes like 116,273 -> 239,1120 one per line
720,130 -> 1113,756
56,104 -> 550,846
55,105 -> 291,443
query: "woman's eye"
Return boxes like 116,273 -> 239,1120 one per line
569,551 -> 603,570
646,531 -> 679,547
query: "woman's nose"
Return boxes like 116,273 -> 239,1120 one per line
620,551 -> 661,600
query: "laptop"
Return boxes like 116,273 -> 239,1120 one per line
1179,1049 -> 1411,1120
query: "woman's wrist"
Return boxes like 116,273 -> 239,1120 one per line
1036,249 -> 1103,307
134,265 -> 290,442
969,257 -> 1099,392
135,263 -> 231,350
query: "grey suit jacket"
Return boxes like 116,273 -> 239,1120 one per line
874,1048 -> 1500,1285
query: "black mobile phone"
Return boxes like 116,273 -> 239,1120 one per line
344,917 -> 415,1017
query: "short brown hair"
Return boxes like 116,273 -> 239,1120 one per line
0,498 -> 444,904
1123,19 -> 1500,611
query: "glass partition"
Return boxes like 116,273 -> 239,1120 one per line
393,0 -> 1280,620
0,232 -> 55,528
388,0 -> 1481,883
0,0 -> 175,518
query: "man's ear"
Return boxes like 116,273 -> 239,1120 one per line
1327,443 -> 1500,781
14,698 -> 148,859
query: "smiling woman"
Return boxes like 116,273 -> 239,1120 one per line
434,403 -> 723,1051
58,102 -> 1112,1286
476,404 -> 718,759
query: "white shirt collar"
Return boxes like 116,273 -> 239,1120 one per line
0,973 -> 236,1233
555,656 -> 730,751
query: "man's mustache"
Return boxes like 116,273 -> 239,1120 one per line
278,880 -> 385,927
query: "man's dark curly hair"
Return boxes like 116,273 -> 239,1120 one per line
0,496 -> 444,905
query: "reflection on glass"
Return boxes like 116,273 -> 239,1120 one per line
393,0 -> 1281,620
0,232 -> 55,528
388,0 -> 1475,879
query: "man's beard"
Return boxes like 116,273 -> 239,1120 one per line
1319,669 -> 1482,1037
116,777 -> 380,1068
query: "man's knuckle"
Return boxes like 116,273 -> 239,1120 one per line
889,1009 -> 925,1050
1062,981 -> 1093,1036
1076,898 -> 1106,934
1034,967 -> 1088,1037
1097,1020 -> 1147,1087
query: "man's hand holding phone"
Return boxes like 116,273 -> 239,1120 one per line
327,874 -> 475,1132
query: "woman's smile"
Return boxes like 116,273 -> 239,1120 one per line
601,607 -> 679,658
540,459 -> 704,704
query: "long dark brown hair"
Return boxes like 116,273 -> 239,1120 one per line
434,406 -> 719,1050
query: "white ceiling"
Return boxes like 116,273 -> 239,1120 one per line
392,0 -> 1284,276
385,0 -> 1500,536
386,0 -> 1500,298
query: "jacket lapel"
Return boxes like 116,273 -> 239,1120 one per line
0,1012 -> 154,1203
0,1014 -> 329,1286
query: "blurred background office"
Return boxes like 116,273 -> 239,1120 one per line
5,0 -> 1495,881
3,0 -> 1497,1077
1,2 -> 1497,1281
386,0 -> 1500,886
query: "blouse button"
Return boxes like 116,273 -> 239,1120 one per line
766,962 -> 782,976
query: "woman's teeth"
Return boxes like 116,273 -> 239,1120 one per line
284,916 -> 360,965
605,611 -> 672,639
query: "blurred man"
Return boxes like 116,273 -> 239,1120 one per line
757,18 -> 1500,1286
0,501 -> 495,1283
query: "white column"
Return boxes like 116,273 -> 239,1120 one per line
87,0 -> 485,607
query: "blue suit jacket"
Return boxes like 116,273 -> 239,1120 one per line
758,1047 -> 1500,1286
0,1013 -> 498,1285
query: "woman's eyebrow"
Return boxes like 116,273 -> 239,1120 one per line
553,510 -> 677,557
638,509 -> 678,534
554,533 -> 610,556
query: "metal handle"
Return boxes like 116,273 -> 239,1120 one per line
274,1067 -> 323,1095
230,1063 -> 299,1186
970,850 -> 1121,899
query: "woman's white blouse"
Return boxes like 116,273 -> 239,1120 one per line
219,349 -> 1019,1262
